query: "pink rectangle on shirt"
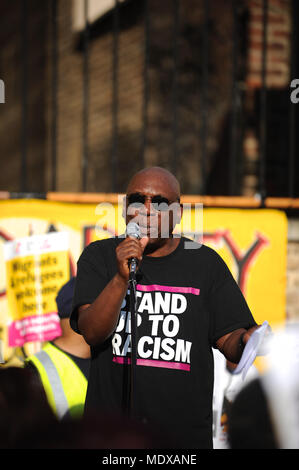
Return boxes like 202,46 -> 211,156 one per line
136,284 -> 200,296
113,356 -> 190,372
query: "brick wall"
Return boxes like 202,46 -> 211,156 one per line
242,0 -> 292,197
247,0 -> 291,89
0,0 -> 48,192
0,0 -> 294,195
45,0 -> 238,195
44,0 -> 147,193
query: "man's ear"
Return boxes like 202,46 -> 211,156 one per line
174,202 -> 183,225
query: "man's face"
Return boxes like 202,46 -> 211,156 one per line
124,172 -> 182,244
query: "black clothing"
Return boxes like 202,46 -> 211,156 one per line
26,341 -> 90,380
71,237 -> 256,448
50,342 -> 90,380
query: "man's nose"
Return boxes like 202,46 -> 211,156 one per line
143,197 -> 152,213
137,201 -> 158,224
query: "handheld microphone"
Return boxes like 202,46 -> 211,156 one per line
126,222 -> 141,276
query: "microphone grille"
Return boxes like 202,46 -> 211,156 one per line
126,222 -> 141,239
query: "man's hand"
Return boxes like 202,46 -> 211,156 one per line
242,325 -> 260,344
116,236 -> 149,281
243,323 -> 273,355
217,323 -> 272,364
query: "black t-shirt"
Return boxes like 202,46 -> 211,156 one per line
71,237 -> 256,449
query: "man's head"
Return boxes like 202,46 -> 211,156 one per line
55,277 -> 77,337
56,277 -> 76,320
55,277 -> 90,357
124,167 -> 182,244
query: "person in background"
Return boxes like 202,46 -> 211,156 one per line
0,366 -> 163,449
212,349 -> 259,449
226,377 -> 277,449
228,323 -> 299,449
26,277 -> 90,420
0,366 -> 57,448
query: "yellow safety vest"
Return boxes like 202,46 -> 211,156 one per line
26,342 -> 88,420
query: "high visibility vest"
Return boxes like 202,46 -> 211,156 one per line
26,342 -> 88,420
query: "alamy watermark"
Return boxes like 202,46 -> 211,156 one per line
94,196 -> 203,249
0,79 -> 5,104
290,78 -> 299,104
0,78 -> 298,104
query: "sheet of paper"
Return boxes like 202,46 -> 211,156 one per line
232,321 -> 269,380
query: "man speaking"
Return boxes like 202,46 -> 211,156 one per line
70,166 -> 259,448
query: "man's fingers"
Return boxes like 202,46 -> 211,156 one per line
117,238 -> 146,262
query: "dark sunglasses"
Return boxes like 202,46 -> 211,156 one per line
126,192 -> 180,211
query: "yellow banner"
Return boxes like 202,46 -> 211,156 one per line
0,199 -> 288,365
201,208 -> 287,327
4,232 -> 70,347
